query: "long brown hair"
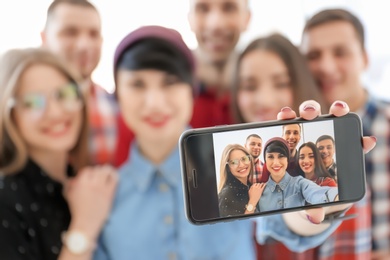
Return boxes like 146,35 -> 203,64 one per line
218,144 -> 254,193
0,48 -> 89,175
232,33 -> 328,123
297,142 -> 333,179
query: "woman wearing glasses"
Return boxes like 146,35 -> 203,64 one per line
218,144 -> 266,217
0,48 -> 117,260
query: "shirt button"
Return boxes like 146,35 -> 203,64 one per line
168,252 -> 177,260
164,216 -> 173,225
159,183 -> 169,192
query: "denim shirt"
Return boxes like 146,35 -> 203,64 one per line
93,143 -> 343,259
93,143 -> 255,260
258,173 -> 338,212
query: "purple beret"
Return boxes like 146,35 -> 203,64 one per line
113,25 -> 195,77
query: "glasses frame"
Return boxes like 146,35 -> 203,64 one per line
227,154 -> 251,167
7,82 -> 83,117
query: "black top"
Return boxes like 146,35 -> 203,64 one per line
0,159 -> 72,260
218,172 -> 250,217
287,151 -> 300,177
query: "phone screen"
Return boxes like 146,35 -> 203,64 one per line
180,114 -> 365,224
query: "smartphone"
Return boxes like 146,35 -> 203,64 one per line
179,113 -> 366,225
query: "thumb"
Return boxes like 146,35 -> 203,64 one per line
304,207 -> 325,224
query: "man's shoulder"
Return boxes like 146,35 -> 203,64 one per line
365,95 -> 390,120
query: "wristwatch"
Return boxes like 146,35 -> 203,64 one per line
62,230 -> 94,255
245,203 -> 255,212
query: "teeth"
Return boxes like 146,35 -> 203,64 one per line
50,123 -> 66,133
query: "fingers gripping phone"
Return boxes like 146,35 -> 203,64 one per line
179,113 -> 366,225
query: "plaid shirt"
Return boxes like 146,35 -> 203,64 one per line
252,158 -> 264,183
87,84 -> 118,165
256,94 -> 390,259
360,95 -> 390,252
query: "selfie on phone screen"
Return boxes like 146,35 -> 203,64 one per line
214,121 -> 339,217
180,114 -> 366,224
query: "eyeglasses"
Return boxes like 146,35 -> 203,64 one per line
8,82 -> 83,119
227,155 -> 251,167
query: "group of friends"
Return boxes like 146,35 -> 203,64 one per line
218,128 -> 338,218
0,0 -> 388,259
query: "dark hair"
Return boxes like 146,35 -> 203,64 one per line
116,38 -> 193,86
232,33 -> 327,123
246,134 -> 262,142
263,137 -> 290,163
297,142 -> 333,179
316,134 -> 335,145
45,0 -> 98,30
303,8 -> 365,50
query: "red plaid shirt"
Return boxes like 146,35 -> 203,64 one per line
87,84 -> 118,165
252,158 -> 264,183
255,95 -> 390,259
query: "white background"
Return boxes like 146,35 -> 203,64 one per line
1,0 -> 390,99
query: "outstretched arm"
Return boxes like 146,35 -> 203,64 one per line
278,100 -> 375,235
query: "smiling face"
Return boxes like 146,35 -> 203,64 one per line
316,138 -> 335,168
227,149 -> 251,184
301,21 -> 368,106
298,146 -> 315,177
237,50 -> 294,122
116,69 -> 193,146
245,136 -> 262,159
188,0 -> 250,64
282,124 -> 301,154
265,151 -> 288,183
42,3 -> 102,80
13,64 -> 83,156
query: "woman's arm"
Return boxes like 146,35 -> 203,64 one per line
58,165 -> 118,260
245,183 -> 266,214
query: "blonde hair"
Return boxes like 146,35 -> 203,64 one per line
218,144 -> 254,193
0,47 -> 89,175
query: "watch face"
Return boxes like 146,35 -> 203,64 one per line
66,232 -> 89,254
246,204 -> 254,212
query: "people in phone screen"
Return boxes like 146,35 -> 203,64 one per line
298,142 -> 337,187
244,134 -> 265,183
218,144 -> 266,217
315,135 -> 337,181
257,137 -> 339,212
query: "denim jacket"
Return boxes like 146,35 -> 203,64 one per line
258,173 -> 338,212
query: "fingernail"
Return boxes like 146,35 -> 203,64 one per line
334,101 -> 347,108
370,136 -> 377,142
303,105 -> 316,111
306,214 -> 320,224
281,107 -> 292,112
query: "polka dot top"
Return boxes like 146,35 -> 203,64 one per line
0,159 -> 71,260
218,172 -> 251,217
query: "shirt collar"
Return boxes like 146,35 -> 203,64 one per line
266,172 -> 292,192
119,142 -> 181,192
